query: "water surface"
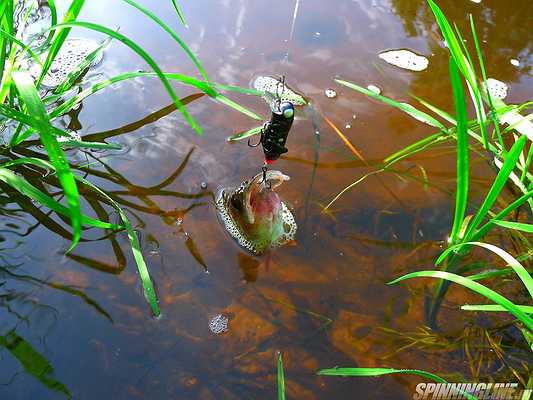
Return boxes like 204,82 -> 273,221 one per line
1,0 -> 532,398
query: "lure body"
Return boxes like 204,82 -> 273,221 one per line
261,102 -> 294,163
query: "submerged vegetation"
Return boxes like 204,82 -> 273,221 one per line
0,0 -> 260,317
319,0 -> 532,393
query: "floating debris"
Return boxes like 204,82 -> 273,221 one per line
510,58 -> 520,67
57,131 -> 81,143
324,88 -> 337,98
209,314 -> 229,334
484,78 -> 508,100
470,0 -> 481,3
253,76 -> 307,112
345,124 -> 351,129
367,84 -> 381,95
30,38 -> 103,88
378,49 -> 429,72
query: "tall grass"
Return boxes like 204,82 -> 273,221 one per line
0,0 -> 261,316
320,0 -> 533,390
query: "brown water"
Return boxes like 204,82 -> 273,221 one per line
1,0 -> 532,399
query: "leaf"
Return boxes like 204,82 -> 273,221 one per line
493,220 -> 533,233
227,126 -> 262,142
11,71 -> 82,251
317,367 -> 446,382
37,0 -> 85,88
170,0 -> 187,26
0,166 -> 119,230
438,242 -> 533,297
46,21 -> 202,134
335,79 -> 446,130
448,57 -> 469,244
461,304 -> 533,313
120,0 -> 207,81
461,136 -> 527,241
388,270 -> 533,331
277,352 -> 285,400
473,189 -> 533,241
0,157 -> 159,316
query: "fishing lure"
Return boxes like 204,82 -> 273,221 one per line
249,77 -> 295,163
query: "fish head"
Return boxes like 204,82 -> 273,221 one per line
216,170 -> 297,255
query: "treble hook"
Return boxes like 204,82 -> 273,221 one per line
259,164 -> 271,189
247,122 -> 269,147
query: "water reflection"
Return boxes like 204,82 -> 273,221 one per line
1,0 -> 532,398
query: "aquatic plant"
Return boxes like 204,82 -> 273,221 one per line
0,0 -> 261,316
320,0 -> 533,391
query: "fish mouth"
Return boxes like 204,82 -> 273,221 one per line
243,170 -> 290,224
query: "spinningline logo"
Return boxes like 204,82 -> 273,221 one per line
412,382 -> 529,400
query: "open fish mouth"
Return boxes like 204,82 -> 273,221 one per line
216,170 -> 297,255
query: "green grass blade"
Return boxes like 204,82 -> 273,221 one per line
520,142 -> 533,183
317,367 -> 480,399
12,71 -> 82,251
461,304 -> 533,313
317,367 -> 446,382
388,270 -> 533,331
469,15 -> 504,150
436,241 -> 533,298
170,0 -> 187,26
0,166 -> 118,230
0,156 -> 158,316
277,352 -> 285,400
467,268 -> 513,281
335,79 -> 446,130
120,0 -> 206,81
493,220 -> 533,233
383,132 -> 447,165
210,82 -> 263,96
214,95 -> 261,120
75,175 -> 160,317
448,57 -> 469,244
462,135 -> 527,240
37,0 -> 85,88
0,28 -> 42,66
473,189 -> 533,240
227,126 -> 263,142
34,0 -> 57,52
47,22 -> 202,135
426,0 -> 488,148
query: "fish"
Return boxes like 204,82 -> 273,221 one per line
216,170 -> 297,255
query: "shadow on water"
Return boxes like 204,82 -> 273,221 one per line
0,0 -> 532,398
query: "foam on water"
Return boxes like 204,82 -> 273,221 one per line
30,38 -> 103,88
485,78 -> 508,100
378,49 -> 429,72
253,76 -> 307,111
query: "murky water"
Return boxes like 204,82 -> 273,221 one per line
1,0 -> 532,398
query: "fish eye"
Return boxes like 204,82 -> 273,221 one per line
280,102 -> 294,119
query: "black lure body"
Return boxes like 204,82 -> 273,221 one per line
260,102 -> 294,162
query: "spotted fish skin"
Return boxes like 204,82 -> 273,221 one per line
216,170 -> 297,255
